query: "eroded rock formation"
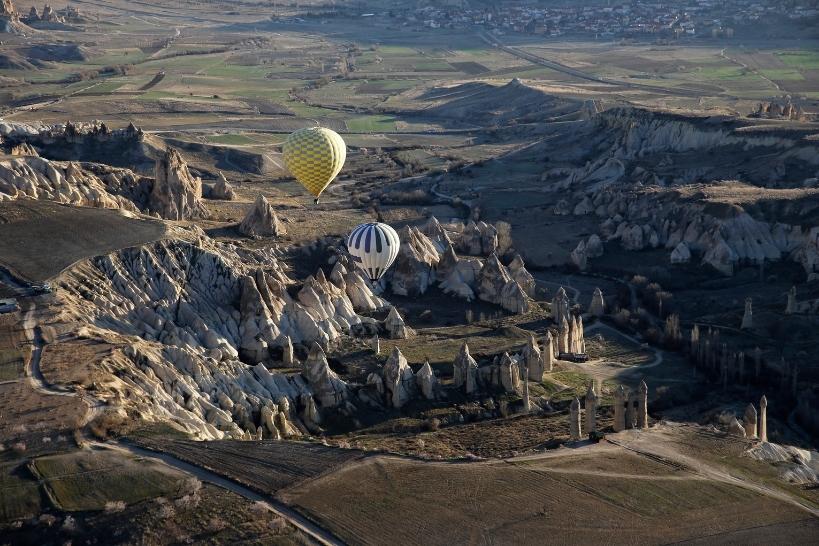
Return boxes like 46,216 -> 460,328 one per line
150,147 -> 208,220
55,231 -> 385,438
239,194 -> 284,237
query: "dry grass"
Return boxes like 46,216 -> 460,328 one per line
0,201 -> 166,282
281,447 -> 816,545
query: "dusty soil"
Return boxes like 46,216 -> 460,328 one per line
134,438 -> 367,495
0,201 -> 166,282
281,429 -> 819,546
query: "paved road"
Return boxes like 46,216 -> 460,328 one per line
480,31 -> 705,98
10,292 -> 343,545
91,441 -> 344,545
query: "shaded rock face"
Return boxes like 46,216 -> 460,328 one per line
383,347 -> 416,408
239,194 -> 284,237
452,342 -> 479,394
416,361 -> 436,400
533,106 -> 819,275
303,343 -> 347,407
589,288 -> 605,317
56,233 -> 383,438
150,147 -> 208,220
0,0 -> 16,17
499,352 -> 521,394
9,142 -> 37,156
523,336 -> 544,381
2,120 -> 148,167
390,225 -> 439,296
459,221 -> 499,256
0,156 -> 151,210
378,216 -> 530,313
384,306 -> 413,339
477,253 -> 511,304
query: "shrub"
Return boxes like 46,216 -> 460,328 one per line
269,516 -> 289,534
61,515 -> 77,532
207,517 -> 227,532
104,500 -> 127,513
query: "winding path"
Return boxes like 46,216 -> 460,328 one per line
6,286 -> 343,546
89,441 -> 344,546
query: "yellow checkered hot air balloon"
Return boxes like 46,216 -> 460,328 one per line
282,126 -> 346,203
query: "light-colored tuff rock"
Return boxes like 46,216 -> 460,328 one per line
589,287 -> 605,317
499,352 -> 520,394
670,241 -> 692,264
54,232 -> 388,438
585,383 -> 598,434
508,254 -> 536,297
239,194 -> 285,237
522,336 -> 544,381
569,397 -> 582,440
571,235 -> 604,271
499,279 -> 530,314
211,172 -> 236,200
744,403 -> 758,438
342,266 -> 388,312
416,360 -> 436,400
459,221 -> 499,256
10,142 -> 37,156
728,417 -> 747,437
300,393 -> 321,433
786,286 -> 797,314
476,254 -> 532,314
453,342 -> 479,394
390,226 -> 439,296
150,147 -> 208,220
281,336 -> 294,367
376,217 -> 527,312
637,380 -> 648,428
760,395 -> 768,442
383,347 -> 415,408
0,156 -> 149,210
303,343 -> 347,407
552,286 -> 570,324
477,253 -> 511,302
384,306 -> 413,339
542,331 -> 554,372
614,385 -> 626,432
741,297 -> 753,329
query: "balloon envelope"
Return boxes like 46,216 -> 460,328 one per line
282,127 -> 346,200
347,222 -> 400,282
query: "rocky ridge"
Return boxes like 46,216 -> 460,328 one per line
55,228 -> 388,439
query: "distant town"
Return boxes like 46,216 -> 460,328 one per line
295,1 -> 819,40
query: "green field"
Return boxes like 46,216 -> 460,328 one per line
776,50 -> 819,69
759,69 -> 805,81
345,114 -> 397,132
204,133 -> 258,145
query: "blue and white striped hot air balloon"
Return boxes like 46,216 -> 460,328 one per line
346,222 -> 400,283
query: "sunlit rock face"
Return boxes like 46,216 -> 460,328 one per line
56,230 -> 383,438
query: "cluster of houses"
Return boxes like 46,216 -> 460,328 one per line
377,1 -> 817,40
